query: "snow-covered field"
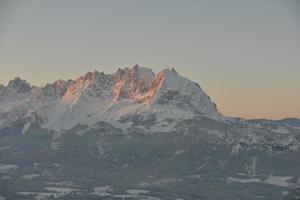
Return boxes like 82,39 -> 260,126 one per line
227,176 -> 293,187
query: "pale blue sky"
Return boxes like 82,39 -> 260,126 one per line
0,0 -> 299,119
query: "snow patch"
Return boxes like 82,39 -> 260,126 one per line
227,175 -> 293,187
0,164 -> 19,173
174,149 -> 185,156
126,189 -> 149,196
92,186 -> 113,197
22,174 -> 40,180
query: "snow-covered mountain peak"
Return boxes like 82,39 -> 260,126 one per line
131,64 -> 155,79
142,67 -> 221,118
154,67 -> 189,90
62,71 -> 113,104
82,70 -> 108,82
6,77 -> 32,93
161,67 -> 178,74
0,65 -> 223,132
113,65 -> 155,82
31,79 -> 72,102
113,65 -> 155,100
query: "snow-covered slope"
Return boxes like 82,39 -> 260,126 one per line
0,65 -> 222,132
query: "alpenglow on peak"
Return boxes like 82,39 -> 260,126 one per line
0,65 -> 222,132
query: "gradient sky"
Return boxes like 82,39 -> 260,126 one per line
0,0 -> 299,119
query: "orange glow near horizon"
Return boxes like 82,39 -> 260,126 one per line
0,67 -> 299,120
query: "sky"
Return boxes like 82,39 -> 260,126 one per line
0,0 -> 299,120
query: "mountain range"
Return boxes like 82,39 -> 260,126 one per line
0,65 -> 299,200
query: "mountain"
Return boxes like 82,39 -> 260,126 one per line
0,65 -> 221,132
0,65 -> 299,200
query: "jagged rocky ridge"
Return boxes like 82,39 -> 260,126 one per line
0,65 -> 299,146
0,65 -> 221,132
